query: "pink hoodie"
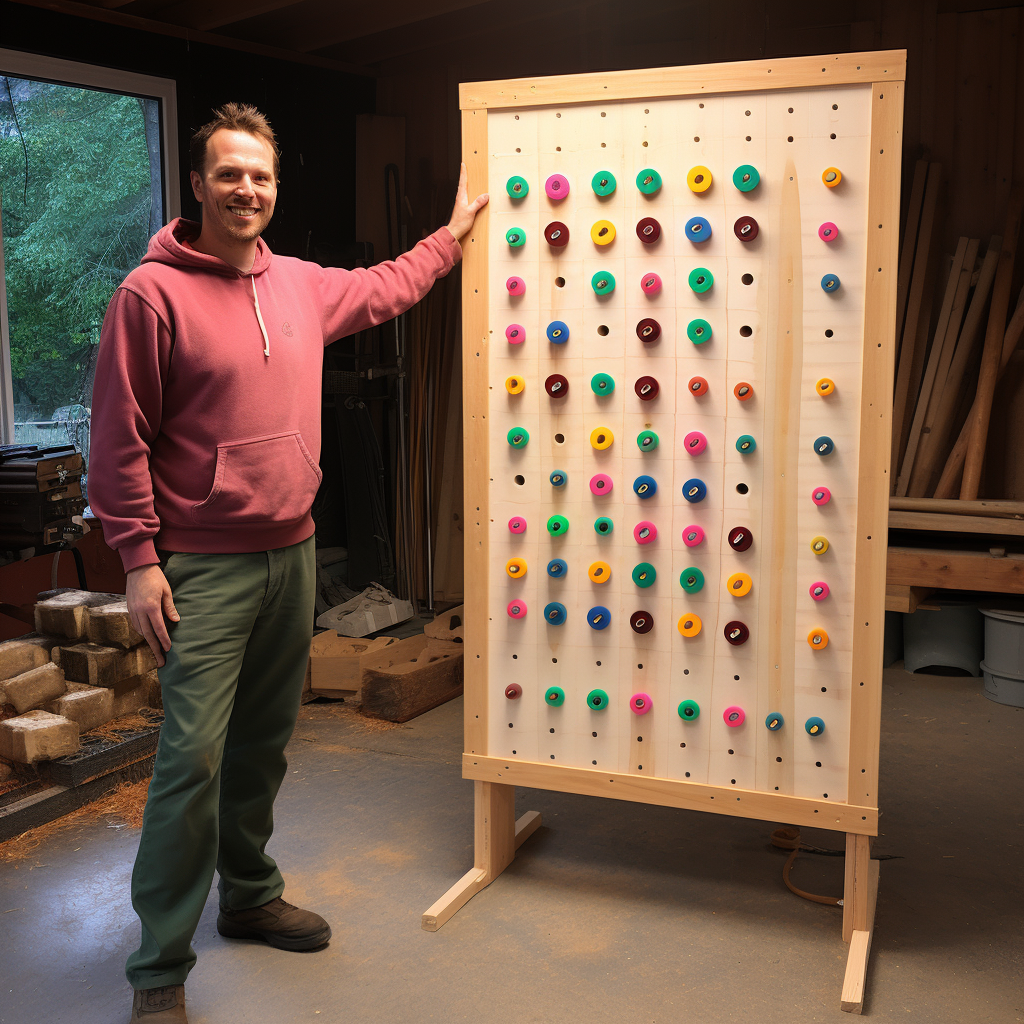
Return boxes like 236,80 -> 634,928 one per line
89,218 -> 460,573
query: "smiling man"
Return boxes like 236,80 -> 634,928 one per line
88,103 -> 487,1023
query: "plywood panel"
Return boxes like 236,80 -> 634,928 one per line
464,53 -> 903,836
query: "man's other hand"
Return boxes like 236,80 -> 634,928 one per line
126,563 -> 179,668
446,162 -> 488,241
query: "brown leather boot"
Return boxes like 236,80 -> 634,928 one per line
217,896 -> 331,951
128,985 -> 187,1022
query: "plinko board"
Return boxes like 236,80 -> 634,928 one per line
426,52 -> 904,1015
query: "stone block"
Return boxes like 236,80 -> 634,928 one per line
4,663 -> 67,714
148,672 -> 163,710
58,642 -> 157,687
110,670 -> 159,718
0,710 -> 79,763
0,634 -> 61,681
85,600 -> 144,650
34,590 -> 125,640
46,686 -> 114,733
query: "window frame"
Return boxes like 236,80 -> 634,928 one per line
0,48 -> 180,443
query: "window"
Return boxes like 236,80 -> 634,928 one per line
0,49 -> 178,502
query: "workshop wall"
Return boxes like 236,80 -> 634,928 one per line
368,1 -> 1024,263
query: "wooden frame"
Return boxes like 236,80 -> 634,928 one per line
426,52 -> 904,1016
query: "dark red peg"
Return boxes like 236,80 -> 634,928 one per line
630,610 -> 654,634
636,217 -> 662,243
636,318 -> 661,343
505,683 -> 523,699
634,376 -> 659,401
544,221 -> 569,247
728,526 -> 753,552
545,373 -> 569,398
734,216 -> 759,241
724,621 -> 749,645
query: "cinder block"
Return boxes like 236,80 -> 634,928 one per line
58,642 -> 158,687
34,591 -> 124,640
85,600 -> 144,650
110,670 -> 159,718
0,634 -> 61,681
0,710 -> 79,763
3,663 -> 67,714
46,686 -> 114,733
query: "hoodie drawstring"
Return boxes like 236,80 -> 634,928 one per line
251,275 -> 270,357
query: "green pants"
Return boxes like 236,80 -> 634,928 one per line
126,539 -> 315,989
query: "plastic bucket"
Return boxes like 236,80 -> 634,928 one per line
980,608 -> 1024,707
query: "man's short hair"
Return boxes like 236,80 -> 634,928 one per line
190,102 -> 281,181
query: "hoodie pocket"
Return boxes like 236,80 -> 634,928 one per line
191,431 -> 322,526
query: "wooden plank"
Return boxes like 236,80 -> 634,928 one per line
359,637 -> 463,723
887,546 -> 1024,593
906,238 -> 981,496
890,163 -> 942,489
459,51 -> 907,109
934,282 -> 1024,498
917,240 -> 999,495
462,755 -> 877,834
841,859 -> 880,1014
884,584 -> 933,614
460,107 -> 489,757
961,185 -> 1024,498
890,496 -> 1024,518
894,160 -> 929,366
896,238 -> 970,495
849,80 -> 903,820
888,510 -> 1024,536
420,780 -> 526,932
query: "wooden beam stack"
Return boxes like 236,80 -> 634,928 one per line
889,168 -> 1024,530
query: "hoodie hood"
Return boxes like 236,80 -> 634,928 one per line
142,217 -> 273,276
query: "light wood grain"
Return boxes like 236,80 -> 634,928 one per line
884,584 -> 933,614
890,496 -> 1024,518
462,107 -> 490,756
463,755 -> 877,833
848,81 -> 902,816
888,510 -> 1024,536
887,546 -> 1024,593
460,51 -> 907,110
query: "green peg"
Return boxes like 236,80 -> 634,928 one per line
688,268 -> 714,293
632,562 -> 656,589
637,430 -> 659,452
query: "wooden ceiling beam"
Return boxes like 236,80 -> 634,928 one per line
4,0 -> 374,76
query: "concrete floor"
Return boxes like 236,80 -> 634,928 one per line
1,665 -> 1021,1024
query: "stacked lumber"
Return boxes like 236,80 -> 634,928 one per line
0,591 -> 159,765
0,444 -> 85,548
890,163 -> 1024,515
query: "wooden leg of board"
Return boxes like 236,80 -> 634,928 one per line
421,782 -> 541,931
841,833 -> 880,1014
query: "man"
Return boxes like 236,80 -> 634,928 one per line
89,102 -> 487,1023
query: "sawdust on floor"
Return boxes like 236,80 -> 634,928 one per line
297,700 -> 402,732
0,776 -> 151,863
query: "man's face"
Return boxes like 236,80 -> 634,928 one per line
190,129 -> 277,245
